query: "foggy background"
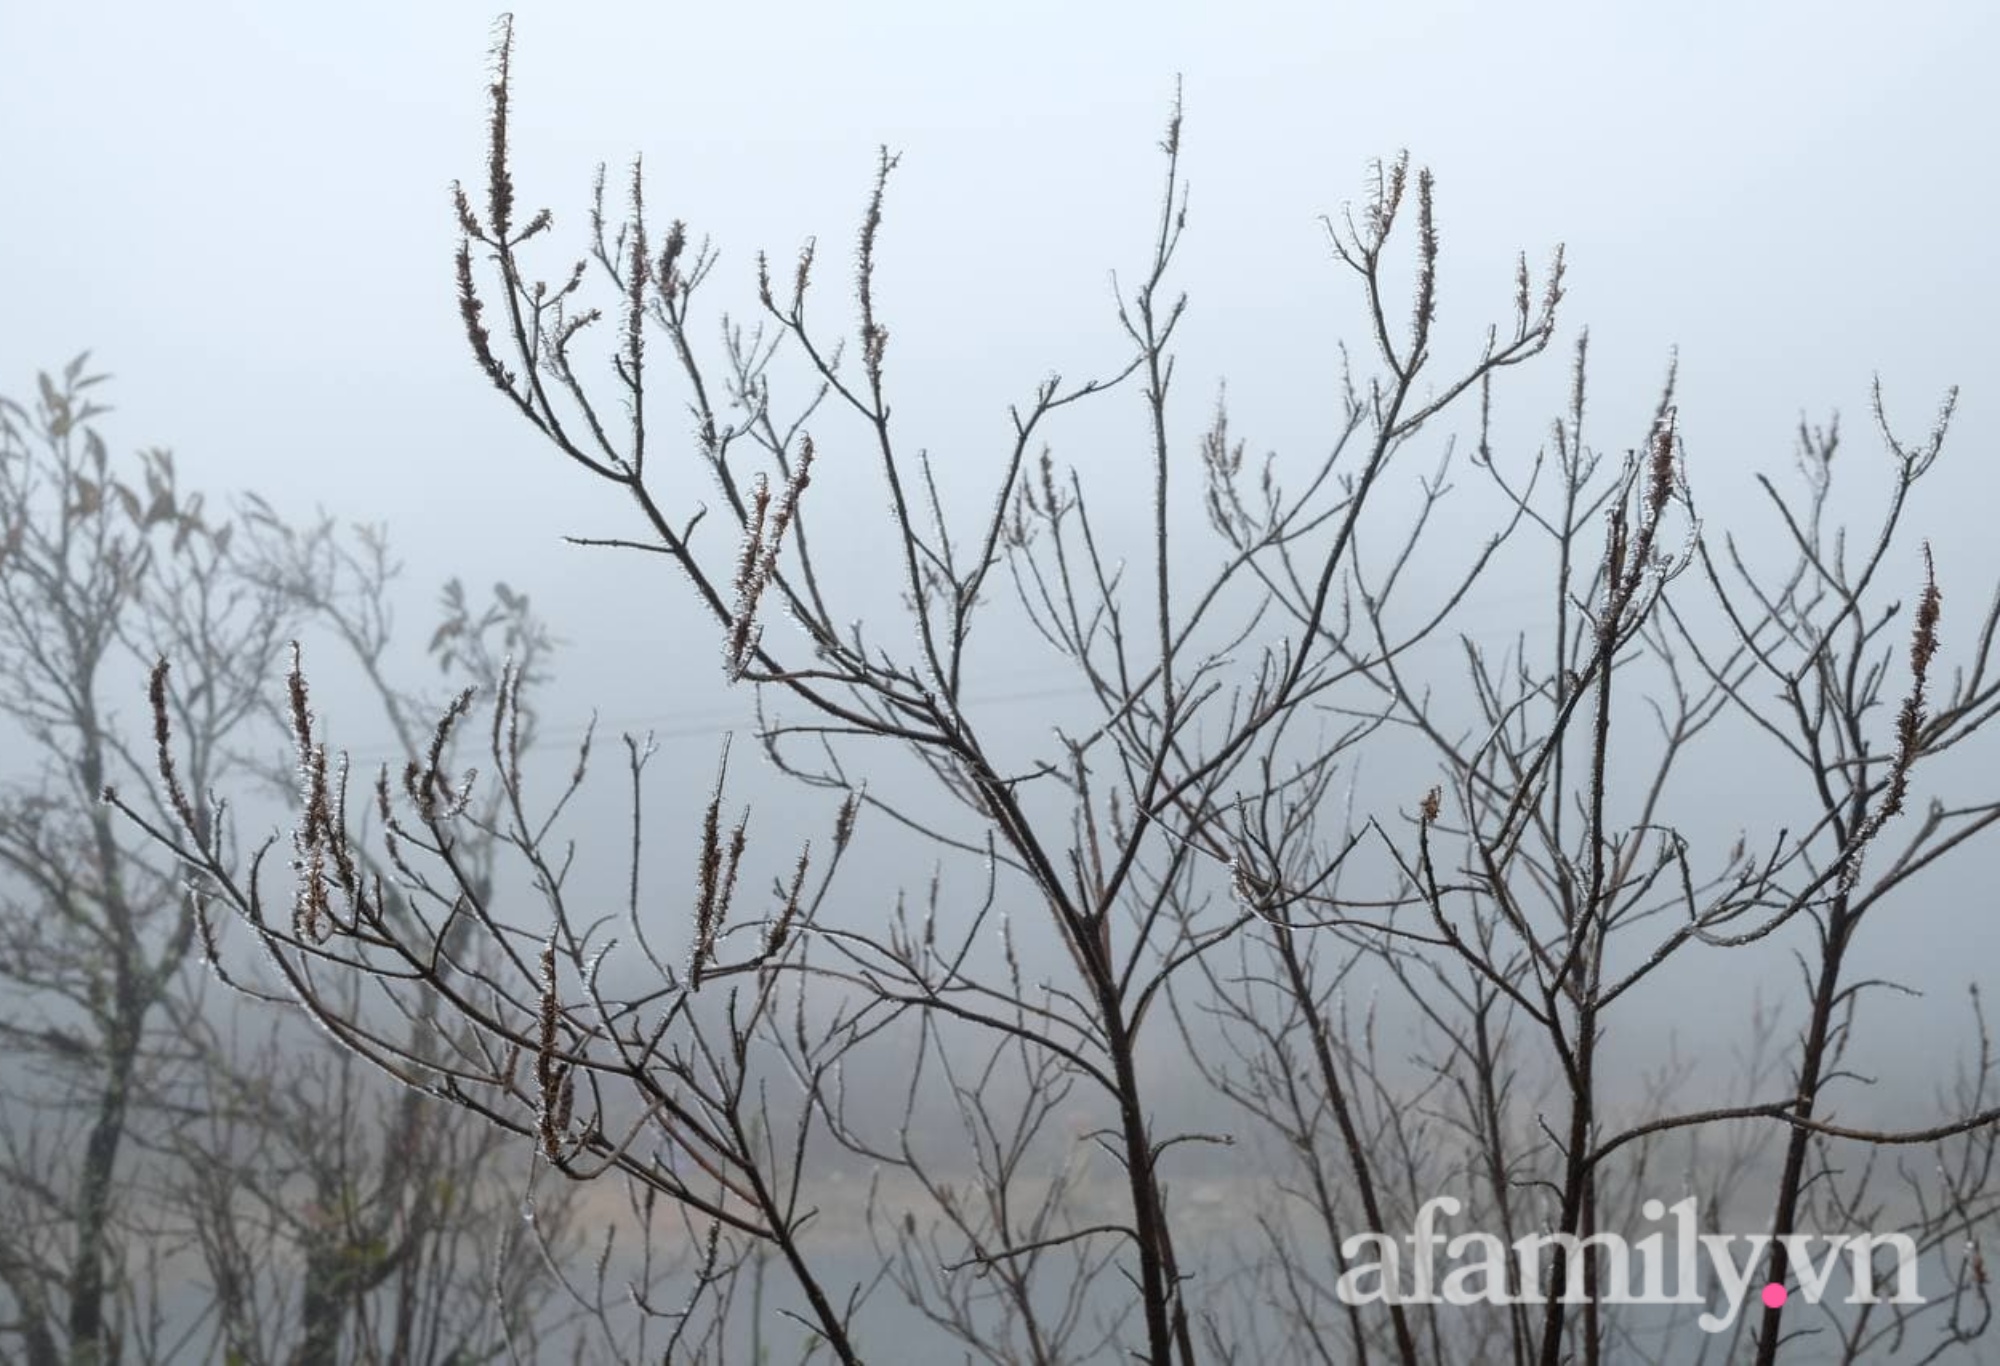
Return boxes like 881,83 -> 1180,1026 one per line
3,1 -> 1995,1359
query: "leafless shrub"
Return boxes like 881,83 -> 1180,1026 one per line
133,19 -> 2000,1365
0,358 -> 579,1363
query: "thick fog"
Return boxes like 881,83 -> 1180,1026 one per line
3,2 -> 1995,1361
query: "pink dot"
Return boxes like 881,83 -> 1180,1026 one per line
1762,1283 -> 1788,1310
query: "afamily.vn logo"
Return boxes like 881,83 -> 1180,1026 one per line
1335,1197 -> 1922,1332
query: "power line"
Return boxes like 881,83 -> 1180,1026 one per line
334,584 -> 1566,763
337,676 -> 1100,763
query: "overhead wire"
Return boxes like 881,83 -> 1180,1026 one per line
331,579 -> 1562,765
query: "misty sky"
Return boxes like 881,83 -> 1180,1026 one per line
4,0 -> 1995,1071
5,8 -> 1998,1359
6,1 -> 1992,713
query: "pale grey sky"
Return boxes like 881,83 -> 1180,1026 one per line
0,0 -> 1982,981
5,0 -> 1993,1027
5,7 -> 1997,1355
5,2 -> 1991,667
